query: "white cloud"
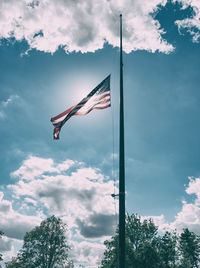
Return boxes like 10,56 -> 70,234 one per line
0,192 -> 12,213
5,155 -> 200,267
23,197 -> 37,206
9,157 -> 117,222
0,192 -> 42,240
146,177 -> 200,235
1,221 -> 38,243
0,238 -> 23,265
0,236 -> 12,252
142,214 -> 170,233
0,0 -> 174,54
11,155 -> 76,180
186,177 -> 200,202
0,95 -> 20,119
170,177 -> 200,234
2,156 -> 118,267
70,240 -> 105,267
1,95 -> 19,108
171,201 -> 200,234
174,0 -> 200,42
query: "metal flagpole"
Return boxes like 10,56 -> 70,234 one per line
119,14 -> 126,268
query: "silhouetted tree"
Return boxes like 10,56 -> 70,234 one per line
100,214 -> 200,268
5,216 -> 73,268
5,257 -> 23,268
100,230 -> 118,268
178,228 -> 200,268
126,214 -> 160,267
100,214 -> 161,268
158,231 -> 177,268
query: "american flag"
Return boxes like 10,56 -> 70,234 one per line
51,75 -> 111,139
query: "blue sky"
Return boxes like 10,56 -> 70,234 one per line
1,0 -> 200,267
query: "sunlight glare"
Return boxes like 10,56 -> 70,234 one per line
60,73 -> 100,108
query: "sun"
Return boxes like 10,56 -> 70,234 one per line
59,73 -> 101,108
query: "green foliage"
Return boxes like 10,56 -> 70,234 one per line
5,257 -> 23,268
126,214 -> 160,268
158,231 -> 178,268
5,216 -> 73,268
3,214 -> 200,268
100,214 -> 200,268
178,228 -> 200,268
100,232 -> 118,268
100,214 -> 163,268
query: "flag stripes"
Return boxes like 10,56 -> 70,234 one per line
51,75 -> 111,139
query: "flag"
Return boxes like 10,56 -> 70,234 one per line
51,75 -> 111,139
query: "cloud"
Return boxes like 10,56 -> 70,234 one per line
0,0 -> 174,54
145,177 -> 200,235
174,0 -> 200,42
3,155 -> 200,267
142,214 -> 170,233
9,157 -> 117,226
0,192 -> 12,213
170,177 -> 200,234
0,237 -> 12,252
11,155 -> 75,181
0,95 -> 19,108
0,238 -> 23,264
0,192 -> 42,240
77,213 -> 116,238
69,240 -> 105,267
2,155 -> 118,266
186,177 -> 200,202
171,201 -> 200,234
0,95 -> 20,119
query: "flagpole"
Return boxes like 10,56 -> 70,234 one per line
119,14 -> 126,268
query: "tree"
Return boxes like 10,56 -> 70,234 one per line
158,231 -> 177,268
100,230 -> 118,268
5,216 -> 73,268
126,214 -> 160,268
0,231 -> 3,262
178,228 -> 200,268
100,215 -> 200,268
100,214 -> 161,268
5,257 -> 23,268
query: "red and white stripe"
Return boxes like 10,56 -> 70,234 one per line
51,91 -> 110,125
51,75 -> 111,139
75,92 -> 111,115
